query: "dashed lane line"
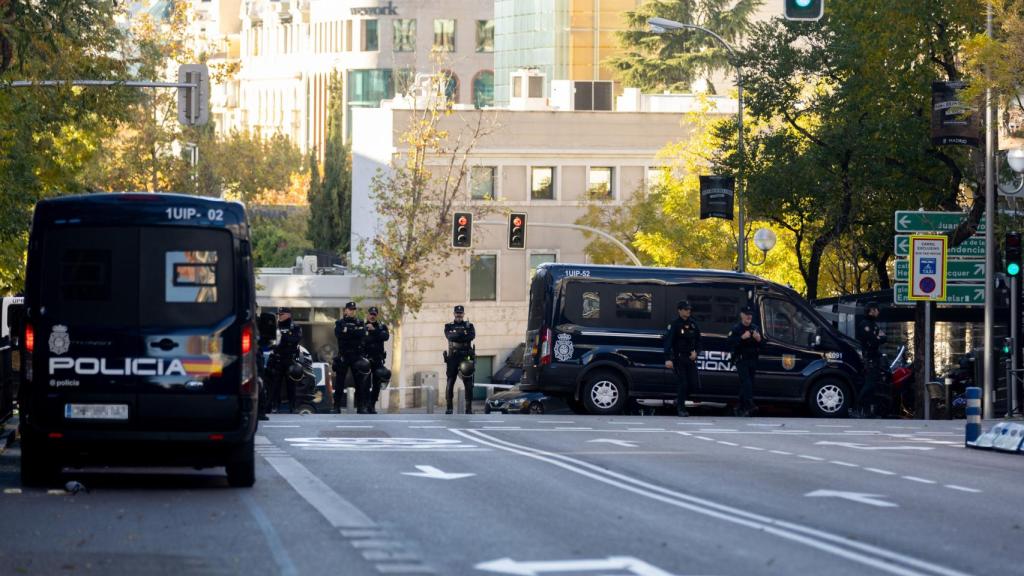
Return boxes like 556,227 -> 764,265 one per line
902,476 -> 938,485
865,468 -> 897,476
945,485 -> 982,493
799,455 -> 825,461
830,461 -> 859,468
769,450 -> 792,456
695,436 -> 715,442
743,446 -> 766,451
717,441 -> 739,447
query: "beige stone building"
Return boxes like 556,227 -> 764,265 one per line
350,85 -> 732,394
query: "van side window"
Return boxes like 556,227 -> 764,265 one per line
764,298 -> 818,348
673,287 -> 743,335
582,291 -> 600,319
615,292 -> 652,319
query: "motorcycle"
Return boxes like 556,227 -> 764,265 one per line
870,345 -> 914,418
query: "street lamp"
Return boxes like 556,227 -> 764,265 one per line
1000,148 -> 1024,195
748,228 -> 777,266
648,17 -> 747,272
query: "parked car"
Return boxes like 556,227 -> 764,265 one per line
484,388 -> 551,414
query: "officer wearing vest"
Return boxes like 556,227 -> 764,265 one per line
855,301 -> 885,418
728,307 -> 762,417
267,308 -> 303,414
362,306 -> 391,415
333,302 -> 371,414
443,305 -> 476,415
664,300 -> 701,417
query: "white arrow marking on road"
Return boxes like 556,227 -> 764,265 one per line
475,556 -> 675,576
401,465 -> 475,480
805,490 -> 898,508
587,439 -> 639,448
815,441 -> 933,451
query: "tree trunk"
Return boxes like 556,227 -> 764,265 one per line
388,321 -> 404,413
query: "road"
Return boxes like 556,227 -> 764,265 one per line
0,414 -> 1021,576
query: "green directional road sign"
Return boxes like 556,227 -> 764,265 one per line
894,259 -> 986,282
894,283 -> 985,306
894,211 -> 986,234
895,235 -> 985,258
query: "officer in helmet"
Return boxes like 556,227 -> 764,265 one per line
854,301 -> 886,418
443,305 -> 476,414
334,302 -> 371,414
266,307 -> 303,413
362,306 -> 391,414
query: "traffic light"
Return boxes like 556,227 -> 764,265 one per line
784,0 -> 824,21
508,212 -> 527,250
452,212 -> 473,248
1003,337 -> 1014,355
1006,232 -> 1021,276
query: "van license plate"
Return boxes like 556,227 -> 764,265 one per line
65,404 -> 129,420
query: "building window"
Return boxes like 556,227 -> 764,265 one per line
470,254 -> 497,301
646,166 -> 668,189
393,19 -> 416,52
475,20 -> 494,52
471,166 -> 495,200
473,70 -> 494,108
442,70 -> 459,101
529,253 -> 556,278
395,67 -> 415,96
588,167 -> 614,199
531,167 -> 555,200
433,19 -> 455,51
348,69 -> 395,107
362,20 -> 379,51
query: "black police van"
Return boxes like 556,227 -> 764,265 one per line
522,264 -> 864,416
18,193 -> 259,486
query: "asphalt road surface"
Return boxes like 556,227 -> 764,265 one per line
0,414 -> 1021,576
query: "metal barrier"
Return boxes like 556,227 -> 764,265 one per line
380,383 -> 516,413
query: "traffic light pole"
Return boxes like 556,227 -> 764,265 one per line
983,1 -> 996,419
1013,275 -> 1020,414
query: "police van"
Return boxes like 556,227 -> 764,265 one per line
18,193 -> 259,486
522,264 -> 864,416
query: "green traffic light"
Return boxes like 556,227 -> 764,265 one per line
1009,262 -> 1021,276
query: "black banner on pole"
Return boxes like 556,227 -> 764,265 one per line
931,81 -> 980,147
700,175 -> 735,220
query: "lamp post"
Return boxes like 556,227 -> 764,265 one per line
748,227 -> 778,266
998,148 -> 1024,195
648,17 -> 746,272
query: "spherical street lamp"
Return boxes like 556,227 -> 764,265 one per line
748,228 -> 777,266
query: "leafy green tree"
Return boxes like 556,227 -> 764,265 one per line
609,0 -> 764,93
251,209 -> 314,268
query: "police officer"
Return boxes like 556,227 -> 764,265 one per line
334,302 -> 371,414
266,308 -> 303,414
728,307 -> 762,417
444,305 -> 476,415
855,301 -> 885,418
256,311 -> 278,421
664,300 -> 701,417
362,306 -> 391,415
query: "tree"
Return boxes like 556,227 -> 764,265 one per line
356,78 -> 496,390
251,207 -> 313,268
0,0 -> 134,293
609,0 -> 764,93
307,72 -> 352,258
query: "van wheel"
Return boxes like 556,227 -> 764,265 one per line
582,371 -> 627,415
807,379 -> 850,418
528,402 -> 544,415
226,440 -> 256,488
20,435 -> 61,487
295,403 -> 317,415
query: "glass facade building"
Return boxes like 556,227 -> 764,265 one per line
494,0 -> 641,105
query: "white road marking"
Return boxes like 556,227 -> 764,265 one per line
743,446 -> 766,451
375,563 -> 435,574
255,436 -> 272,445
698,428 -> 738,433
536,420 -> 575,424
401,465 -> 475,480
717,441 -> 739,447
285,437 -> 486,451
336,425 -> 374,429
865,468 -> 897,476
799,455 -> 825,461
769,450 -> 793,456
815,441 -> 933,451
457,430 -> 971,576
588,439 -> 639,448
475,556 -> 674,576
261,452 -> 376,528
945,485 -> 982,493
408,426 -> 446,429
626,428 -> 665,432
902,476 -> 937,485
805,490 -> 898,508
555,427 -> 592,431
46,489 -> 64,495
482,426 -> 522,430
816,424 -> 853,428
261,425 -> 301,428
695,436 -> 715,441
830,461 -> 859,468
3,488 -> 22,495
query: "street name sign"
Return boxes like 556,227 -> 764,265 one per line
894,260 -> 985,282
894,283 -> 984,306
894,235 -> 984,258
894,211 -> 985,234
907,235 -> 947,301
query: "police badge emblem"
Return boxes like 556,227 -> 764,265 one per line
49,325 -> 70,355
553,333 -> 574,362
781,354 -> 796,371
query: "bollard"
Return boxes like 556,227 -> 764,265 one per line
426,388 -> 435,414
388,388 -> 400,413
346,387 -> 356,414
456,388 -> 465,415
965,386 -> 982,446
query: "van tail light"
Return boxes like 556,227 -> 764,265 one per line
241,324 -> 255,394
25,323 -> 34,353
539,327 -> 553,366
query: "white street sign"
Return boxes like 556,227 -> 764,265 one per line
814,441 -> 934,451
805,490 -> 898,508
476,557 -> 676,576
908,235 -> 948,301
587,439 -> 639,448
401,465 -> 475,480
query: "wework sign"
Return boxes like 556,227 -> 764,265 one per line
351,1 -> 398,16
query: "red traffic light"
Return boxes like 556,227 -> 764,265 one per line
513,216 -> 523,227
458,216 -> 468,226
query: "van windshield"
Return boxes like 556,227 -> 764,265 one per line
42,226 -> 235,328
